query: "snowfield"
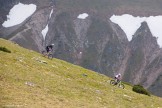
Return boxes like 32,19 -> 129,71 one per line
110,14 -> 162,47
2,3 -> 37,28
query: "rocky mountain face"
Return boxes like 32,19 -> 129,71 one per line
0,0 -> 162,97
123,22 -> 161,86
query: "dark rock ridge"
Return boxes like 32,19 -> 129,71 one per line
0,0 -> 162,97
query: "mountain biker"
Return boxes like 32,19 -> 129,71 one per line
115,73 -> 121,84
46,44 -> 54,53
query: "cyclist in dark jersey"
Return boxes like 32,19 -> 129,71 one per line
46,44 -> 54,53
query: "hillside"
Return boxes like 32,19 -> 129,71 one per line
1,0 -> 162,98
0,38 -> 162,108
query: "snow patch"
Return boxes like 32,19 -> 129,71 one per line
41,24 -> 49,39
41,9 -> 54,39
49,9 -> 53,19
110,14 -> 146,41
110,14 -> 162,47
146,16 -> 162,48
2,3 -> 37,27
77,13 -> 89,19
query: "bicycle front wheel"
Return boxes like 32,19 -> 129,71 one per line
48,54 -> 53,59
118,83 -> 125,89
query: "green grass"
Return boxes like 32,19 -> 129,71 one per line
0,38 -> 162,108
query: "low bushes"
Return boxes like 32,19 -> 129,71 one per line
0,46 -> 11,53
132,85 -> 151,96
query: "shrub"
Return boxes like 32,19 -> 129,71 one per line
0,46 -> 11,53
132,85 -> 151,96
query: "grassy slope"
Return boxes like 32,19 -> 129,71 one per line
0,38 -> 162,108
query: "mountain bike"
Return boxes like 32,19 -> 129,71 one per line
110,79 -> 125,89
42,50 -> 53,59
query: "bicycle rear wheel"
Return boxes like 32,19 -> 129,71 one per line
110,80 -> 116,85
42,51 -> 46,57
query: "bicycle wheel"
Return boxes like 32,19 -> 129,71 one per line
48,54 -> 53,59
110,80 -> 116,85
118,83 -> 125,89
42,51 -> 46,57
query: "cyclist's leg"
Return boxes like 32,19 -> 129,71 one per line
114,78 -> 118,85
115,78 -> 117,82
118,80 -> 121,84
117,79 -> 121,84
